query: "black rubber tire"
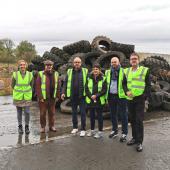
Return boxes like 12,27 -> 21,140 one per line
151,81 -> 161,92
50,47 -> 71,62
60,99 -> 80,113
27,63 -> 36,72
42,51 -> 65,63
63,40 -> 91,55
91,36 -> 113,54
31,56 -> 43,65
140,57 -> 170,71
156,69 -> 170,83
150,55 -> 169,64
60,99 -> 72,113
162,101 -> 170,111
53,62 -> 64,71
110,42 -> 135,58
102,112 -> 110,119
158,81 -> 170,92
84,51 -> 101,71
58,64 -> 70,75
121,59 -> 130,68
50,47 -> 60,54
148,92 -> 164,109
95,51 -> 126,70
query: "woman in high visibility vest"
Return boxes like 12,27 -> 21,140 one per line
85,63 -> 107,139
12,60 -> 33,134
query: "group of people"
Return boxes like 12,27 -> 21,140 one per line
12,52 -> 150,152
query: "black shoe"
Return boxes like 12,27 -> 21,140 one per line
109,131 -> 118,138
18,125 -> 23,134
120,134 -> 127,142
136,143 -> 143,152
25,125 -> 30,135
127,138 -> 136,145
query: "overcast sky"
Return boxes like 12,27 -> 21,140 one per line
0,0 -> 170,54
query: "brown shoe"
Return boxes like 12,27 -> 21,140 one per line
49,127 -> 56,132
40,128 -> 45,133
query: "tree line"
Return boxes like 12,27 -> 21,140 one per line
0,39 -> 37,63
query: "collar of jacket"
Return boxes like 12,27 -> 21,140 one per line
89,72 -> 103,81
43,70 -> 54,75
111,65 -> 120,72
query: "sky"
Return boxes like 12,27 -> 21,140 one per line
0,0 -> 170,54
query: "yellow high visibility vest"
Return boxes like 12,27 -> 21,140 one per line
13,71 -> 33,101
39,71 -> 59,99
124,66 -> 148,100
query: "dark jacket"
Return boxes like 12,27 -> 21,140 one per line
62,67 -> 86,99
36,70 -> 60,100
123,67 -> 151,102
85,73 -> 107,108
107,67 -> 128,98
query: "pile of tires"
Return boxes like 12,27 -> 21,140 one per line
63,40 -> 91,55
91,36 -> 113,54
50,47 -> 71,62
29,35 -> 170,113
110,42 -> 135,58
141,56 -> 170,111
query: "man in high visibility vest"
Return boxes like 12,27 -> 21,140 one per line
61,57 -> 88,137
105,57 -> 128,142
125,52 -> 151,152
12,60 -> 33,134
36,60 -> 60,133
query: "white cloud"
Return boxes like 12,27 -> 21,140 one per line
0,0 -> 170,42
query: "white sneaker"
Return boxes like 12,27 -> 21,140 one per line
71,128 -> 78,134
94,131 -> 103,139
87,130 -> 95,137
120,134 -> 127,142
80,130 -> 86,137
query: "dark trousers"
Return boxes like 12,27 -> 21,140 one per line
128,98 -> 145,144
39,99 -> 56,128
89,108 -> 103,131
108,94 -> 128,135
71,97 -> 86,130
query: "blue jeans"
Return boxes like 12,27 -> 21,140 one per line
89,108 -> 103,131
71,97 -> 86,130
108,94 -> 128,135
16,106 -> 30,126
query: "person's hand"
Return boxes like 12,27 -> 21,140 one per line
126,91 -> 133,98
91,95 -> 97,100
40,99 -> 44,102
61,94 -> 65,100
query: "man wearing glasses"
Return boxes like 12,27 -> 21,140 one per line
61,57 -> 88,137
125,52 -> 151,152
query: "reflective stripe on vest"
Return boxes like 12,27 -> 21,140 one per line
12,71 -> 33,101
66,68 -> 88,97
86,77 -> 106,105
105,68 -> 126,99
124,66 -> 148,100
39,71 -> 59,99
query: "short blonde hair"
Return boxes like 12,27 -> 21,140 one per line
17,60 -> 28,67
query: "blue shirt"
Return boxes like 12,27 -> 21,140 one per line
109,80 -> 118,94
